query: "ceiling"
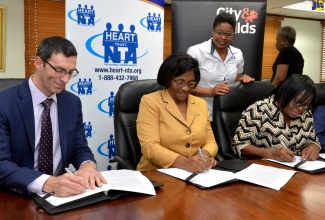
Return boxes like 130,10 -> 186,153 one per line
165,0 -> 325,20
267,0 -> 325,20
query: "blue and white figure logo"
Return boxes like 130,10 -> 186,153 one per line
140,12 -> 162,32
97,134 -> 117,170
67,4 -> 100,26
98,91 -> 115,118
86,23 -> 148,65
78,78 -> 93,95
107,91 -> 115,117
76,4 -> 96,25
107,134 -> 116,160
102,22 -> 138,65
69,78 -> 97,95
84,121 -> 94,138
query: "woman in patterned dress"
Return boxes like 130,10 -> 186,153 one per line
232,74 -> 320,162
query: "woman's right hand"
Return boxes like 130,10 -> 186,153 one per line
270,148 -> 295,162
211,82 -> 230,96
172,155 -> 212,173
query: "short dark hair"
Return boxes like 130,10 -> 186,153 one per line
272,74 -> 316,109
157,52 -> 200,88
213,12 -> 236,30
36,36 -> 78,60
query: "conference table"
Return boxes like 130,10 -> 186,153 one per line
1,159 -> 325,220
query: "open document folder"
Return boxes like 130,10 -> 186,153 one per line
32,170 -> 163,214
158,163 -> 296,190
45,170 -> 156,206
265,155 -> 325,173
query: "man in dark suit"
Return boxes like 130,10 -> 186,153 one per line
0,36 -> 107,196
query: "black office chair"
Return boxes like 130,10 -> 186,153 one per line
0,78 -> 25,91
313,83 -> 325,110
212,81 -> 276,160
113,79 -> 163,170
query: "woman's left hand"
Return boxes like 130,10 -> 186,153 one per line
239,74 -> 255,84
301,144 -> 320,161
208,157 -> 217,169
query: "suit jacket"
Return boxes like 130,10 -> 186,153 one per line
0,80 -> 96,195
312,105 -> 325,152
136,89 -> 218,171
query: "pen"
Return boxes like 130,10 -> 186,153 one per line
280,140 -> 296,161
65,167 -> 90,190
198,147 -> 204,158
65,167 -> 75,175
280,140 -> 287,148
198,147 -> 209,171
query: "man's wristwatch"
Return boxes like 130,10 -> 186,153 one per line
79,160 -> 97,169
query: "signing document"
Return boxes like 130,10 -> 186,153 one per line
159,163 -> 296,190
42,170 -> 156,206
265,155 -> 325,172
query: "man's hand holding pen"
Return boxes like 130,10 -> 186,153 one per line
42,163 -> 107,197
42,172 -> 88,197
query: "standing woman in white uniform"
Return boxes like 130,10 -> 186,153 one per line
187,12 -> 255,121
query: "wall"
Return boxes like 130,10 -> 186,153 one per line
0,0 -> 24,78
282,18 -> 322,83
0,1 -> 322,83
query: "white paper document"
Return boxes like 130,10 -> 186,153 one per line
235,164 -> 296,190
265,156 -> 325,171
45,170 -> 156,206
158,168 -> 236,188
158,163 -> 296,190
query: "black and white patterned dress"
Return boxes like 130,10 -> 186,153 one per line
232,95 -> 320,158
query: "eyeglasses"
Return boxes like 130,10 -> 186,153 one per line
292,99 -> 312,110
172,78 -> 197,88
40,57 -> 79,78
214,29 -> 235,39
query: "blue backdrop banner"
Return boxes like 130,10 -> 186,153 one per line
66,0 -> 164,171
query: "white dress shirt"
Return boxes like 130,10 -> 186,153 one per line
187,39 -> 244,120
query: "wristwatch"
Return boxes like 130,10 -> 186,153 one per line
79,160 -> 97,169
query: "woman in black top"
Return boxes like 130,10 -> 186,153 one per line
271,26 -> 304,86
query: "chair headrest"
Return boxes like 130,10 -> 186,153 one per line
116,79 -> 163,112
216,81 -> 276,112
314,83 -> 325,108
0,78 -> 25,92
